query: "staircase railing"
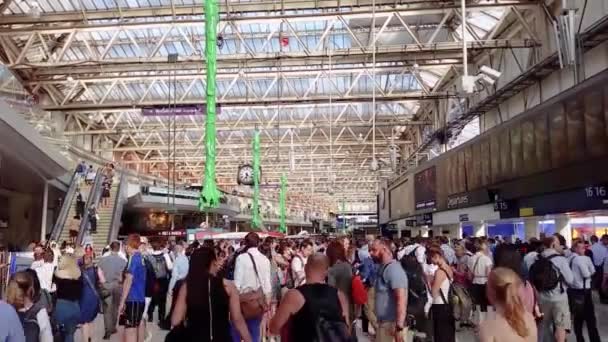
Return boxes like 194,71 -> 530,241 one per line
107,170 -> 127,245
49,170 -> 79,242
76,168 -> 104,245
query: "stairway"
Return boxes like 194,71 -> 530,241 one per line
85,183 -> 119,257
57,184 -> 91,245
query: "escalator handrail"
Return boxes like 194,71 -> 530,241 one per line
107,170 -> 127,245
49,170 -> 79,243
76,168 -> 105,245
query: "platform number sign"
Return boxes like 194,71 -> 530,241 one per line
585,186 -> 607,198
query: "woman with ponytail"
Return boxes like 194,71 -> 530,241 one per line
479,267 -> 537,342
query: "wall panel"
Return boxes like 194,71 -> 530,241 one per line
549,104 -> 567,168
584,87 -> 607,157
565,97 -> 586,162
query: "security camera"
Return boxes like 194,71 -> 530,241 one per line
479,65 -> 502,80
476,73 -> 495,86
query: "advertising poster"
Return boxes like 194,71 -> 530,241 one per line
415,166 -> 437,210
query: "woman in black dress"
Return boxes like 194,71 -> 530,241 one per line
170,247 -> 252,342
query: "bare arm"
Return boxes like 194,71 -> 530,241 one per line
225,280 -> 253,342
97,267 -> 106,285
337,290 -> 350,325
269,289 -> 304,335
393,288 -> 407,328
478,322 -> 494,342
171,283 -> 187,327
118,273 -> 132,313
431,269 -> 447,300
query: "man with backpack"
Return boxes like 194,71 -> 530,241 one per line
529,236 -> 574,342
144,239 -> 173,327
269,253 -> 351,342
370,238 -> 408,342
568,239 -> 600,342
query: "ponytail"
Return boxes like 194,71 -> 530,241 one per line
503,282 -> 528,338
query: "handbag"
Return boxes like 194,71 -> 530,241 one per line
83,268 -> 105,313
239,253 -> 268,319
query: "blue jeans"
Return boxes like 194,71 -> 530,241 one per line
231,317 -> 262,342
54,299 -> 80,342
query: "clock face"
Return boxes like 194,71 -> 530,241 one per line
237,164 -> 254,185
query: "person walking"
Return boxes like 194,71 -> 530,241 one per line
528,236 -> 574,342
53,255 -> 82,342
6,271 -> 53,342
468,240 -> 493,325
0,300 -> 25,342
170,247 -> 252,342
166,242 -> 188,317
478,267 -> 537,342
79,255 -> 105,342
370,238 -> 407,342
98,241 -> 127,340
269,253 -> 350,342
590,235 -> 608,303
427,246 -> 456,342
568,239 -> 600,342
88,205 -> 98,234
326,240 -> 354,331
290,240 -> 314,287
145,239 -> 172,326
232,232 -> 272,342
118,234 -> 147,342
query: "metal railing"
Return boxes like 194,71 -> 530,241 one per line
49,169 -> 79,242
76,168 -> 104,245
107,170 -> 127,244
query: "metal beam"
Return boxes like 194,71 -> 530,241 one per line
108,140 -> 411,152
0,1 -> 538,25
63,119 -> 431,136
41,92 -> 456,112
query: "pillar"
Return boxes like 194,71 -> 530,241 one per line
473,222 -> 486,237
41,181 -> 48,242
456,223 -> 463,239
554,216 -> 572,247
524,217 -> 540,240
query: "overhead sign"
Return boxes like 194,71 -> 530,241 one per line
459,214 -> 469,222
142,104 -> 214,116
446,189 -> 491,210
414,166 -> 437,210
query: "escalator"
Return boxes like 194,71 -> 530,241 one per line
78,170 -> 127,256
48,167 -> 100,244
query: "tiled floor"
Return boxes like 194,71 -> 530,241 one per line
81,295 -> 608,342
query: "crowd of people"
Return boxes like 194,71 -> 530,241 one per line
1,231 -> 608,342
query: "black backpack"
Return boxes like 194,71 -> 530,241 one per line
299,285 -> 352,342
530,254 -> 563,292
314,314 -> 351,342
147,254 -> 169,279
18,303 -> 43,342
399,247 -> 428,318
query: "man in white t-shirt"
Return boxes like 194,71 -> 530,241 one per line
468,241 -> 493,324
291,239 -> 314,287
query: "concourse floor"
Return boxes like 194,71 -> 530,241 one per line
80,296 -> 608,342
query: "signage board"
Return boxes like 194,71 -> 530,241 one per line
414,166 -> 437,210
446,189 -> 491,210
459,214 -> 469,222
142,104 -> 214,116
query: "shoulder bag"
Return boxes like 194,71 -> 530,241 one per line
239,253 -> 268,319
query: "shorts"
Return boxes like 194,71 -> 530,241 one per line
119,301 -> 145,328
539,297 -> 571,332
471,283 -> 489,311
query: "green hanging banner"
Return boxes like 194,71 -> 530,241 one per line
341,198 -> 346,230
279,173 -> 287,233
252,130 -> 262,229
199,0 -> 221,210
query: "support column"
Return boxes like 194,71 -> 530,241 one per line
456,223 -> 463,239
554,216 -> 572,247
41,181 -> 48,242
524,217 -> 540,240
473,222 -> 486,237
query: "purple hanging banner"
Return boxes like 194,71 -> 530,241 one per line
142,104 -> 215,116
